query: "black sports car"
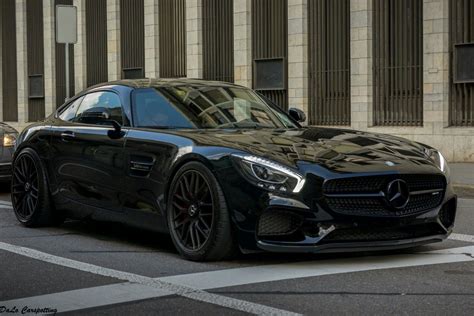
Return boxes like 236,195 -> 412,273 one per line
11,79 -> 456,261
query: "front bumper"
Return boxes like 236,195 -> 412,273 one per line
252,193 -> 457,254
258,234 -> 447,253
217,164 -> 457,254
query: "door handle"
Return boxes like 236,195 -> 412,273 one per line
60,131 -> 76,141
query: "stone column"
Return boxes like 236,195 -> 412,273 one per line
423,0 -> 450,133
350,0 -> 373,131
234,0 -> 252,88
107,0 -> 121,80
287,0 -> 308,121
16,0 -> 28,124
186,0 -> 203,78
43,0 -> 56,116
74,0 -> 87,93
144,0 -> 160,78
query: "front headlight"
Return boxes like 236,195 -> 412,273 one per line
3,133 -> 17,147
231,153 -> 306,193
425,148 -> 450,179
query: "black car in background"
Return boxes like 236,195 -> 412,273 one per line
0,122 -> 18,182
11,79 -> 456,261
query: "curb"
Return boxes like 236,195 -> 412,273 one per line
453,184 -> 474,199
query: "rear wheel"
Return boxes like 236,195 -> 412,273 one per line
167,161 -> 237,261
11,148 -> 62,227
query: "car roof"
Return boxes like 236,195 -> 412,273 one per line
86,78 -> 244,91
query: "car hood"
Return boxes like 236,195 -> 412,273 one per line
0,123 -> 17,135
174,127 -> 440,174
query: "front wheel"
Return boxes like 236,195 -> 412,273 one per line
167,161 -> 237,261
11,148 -> 62,227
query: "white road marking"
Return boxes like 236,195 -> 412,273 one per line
0,201 -> 12,207
0,242 -> 300,316
2,245 -> 474,314
448,233 -> 474,243
0,283 -> 171,313
160,245 -> 474,289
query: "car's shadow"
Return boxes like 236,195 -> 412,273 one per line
0,183 -> 435,265
0,182 -> 11,194
56,218 -> 433,265
0,182 -> 12,204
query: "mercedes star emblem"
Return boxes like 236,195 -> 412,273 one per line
386,179 -> 410,209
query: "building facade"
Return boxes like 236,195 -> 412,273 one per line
0,0 -> 473,161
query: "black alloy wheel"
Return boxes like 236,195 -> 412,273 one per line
11,148 -> 61,227
171,170 -> 214,250
12,153 -> 39,220
167,162 -> 236,261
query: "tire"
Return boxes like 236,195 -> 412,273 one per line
11,148 -> 63,227
167,161 -> 238,261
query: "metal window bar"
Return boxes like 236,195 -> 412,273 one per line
1,0 -> 18,121
449,0 -> 474,126
252,0 -> 288,110
373,0 -> 423,126
120,0 -> 145,79
202,0 -> 234,83
26,0 -> 45,122
159,0 -> 186,78
308,0 -> 350,126
86,0 -> 108,87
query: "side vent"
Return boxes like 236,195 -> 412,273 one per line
129,155 -> 155,177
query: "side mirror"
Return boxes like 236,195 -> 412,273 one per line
78,107 -> 111,124
77,107 -> 124,139
288,108 -> 306,123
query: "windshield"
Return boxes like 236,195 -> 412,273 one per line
132,85 -> 298,129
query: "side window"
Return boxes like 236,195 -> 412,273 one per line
75,91 -> 124,124
58,96 -> 84,122
132,88 -> 194,128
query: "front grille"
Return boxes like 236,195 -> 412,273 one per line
257,210 -> 302,237
324,176 -> 387,194
324,174 -> 445,194
324,224 -> 442,242
323,174 -> 446,217
326,193 -> 444,217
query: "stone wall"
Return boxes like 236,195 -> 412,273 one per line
1,0 -> 473,161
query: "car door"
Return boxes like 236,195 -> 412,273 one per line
120,88 -> 195,231
50,90 -> 128,212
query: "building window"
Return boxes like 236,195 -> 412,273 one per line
120,0 -> 145,80
252,0 -> 288,110
449,0 -> 474,126
26,0 -> 45,122
159,0 -> 186,78
373,0 -> 423,126
86,0 -> 108,87
202,0 -> 234,83
308,0 -> 350,126
1,0 -> 18,121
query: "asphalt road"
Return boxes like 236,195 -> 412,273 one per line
1,183 -> 474,315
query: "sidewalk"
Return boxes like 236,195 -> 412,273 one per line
450,163 -> 474,199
